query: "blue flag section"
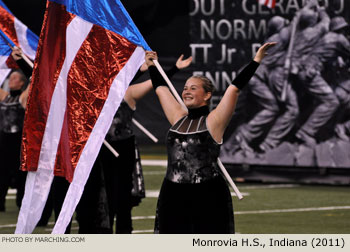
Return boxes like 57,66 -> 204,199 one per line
49,0 -> 151,51
0,30 -> 14,56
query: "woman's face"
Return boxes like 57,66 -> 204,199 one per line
182,77 -> 210,108
8,72 -> 25,90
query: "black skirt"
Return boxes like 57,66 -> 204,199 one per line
154,175 -> 234,234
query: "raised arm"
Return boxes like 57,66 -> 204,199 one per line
12,47 -> 33,109
124,79 -> 153,109
207,42 -> 276,142
12,47 -> 33,79
0,88 -> 8,101
145,51 -> 187,125
19,84 -> 30,109
124,53 -> 193,110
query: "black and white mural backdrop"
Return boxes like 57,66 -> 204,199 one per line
190,0 -> 350,168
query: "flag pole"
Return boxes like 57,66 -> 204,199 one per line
217,158 -> 243,200
16,48 -> 34,68
153,60 -> 187,110
281,13 -> 300,102
103,139 -> 119,157
132,118 -> 158,143
152,59 -> 243,200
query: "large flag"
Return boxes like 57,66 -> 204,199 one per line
0,0 -> 39,85
258,0 -> 276,9
15,0 -> 150,234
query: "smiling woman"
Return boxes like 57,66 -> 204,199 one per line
182,76 -> 214,108
144,42 -> 275,234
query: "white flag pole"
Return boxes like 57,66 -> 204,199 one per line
103,140 -> 119,157
153,60 -> 187,110
152,59 -> 243,200
132,118 -> 158,143
104,120 -> 159,155
217,158 -> 243,200
21,53 -> 34,68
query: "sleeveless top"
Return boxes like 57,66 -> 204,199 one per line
0,90 -> 25,134
165,106 -> 221,184
106,100 -> 135,142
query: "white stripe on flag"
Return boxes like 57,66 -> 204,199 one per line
52,46 -> 145,234
0,68 -> 11,87
15,16 -> 93,234
38,16 -> 92,175
0,55 -> 10,70
15,170 -> 54,233
14,18 -> 36,60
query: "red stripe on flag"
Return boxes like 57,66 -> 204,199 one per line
21,2 -> 75,172
5,56 -> 19,68
271,0 -> 276,8
0,5 -> 19,45
54,25 -> 137,182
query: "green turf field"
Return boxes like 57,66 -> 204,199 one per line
1,149 -> 350,234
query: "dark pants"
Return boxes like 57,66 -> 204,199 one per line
0,131 -> 26,211
76,136 -> 135,234
155,176 -> 234,234
76,159 -> 111,234
102,136 -> 135,234
51,176 -> 72,234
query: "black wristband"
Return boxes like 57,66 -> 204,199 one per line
231,60 -> 259,90
165,65 -> 180,79
149,65 -> 167,90
130,69 -> 145,83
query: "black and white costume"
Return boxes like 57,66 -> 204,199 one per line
0,90 -> 26,210
154,106 -> 234,233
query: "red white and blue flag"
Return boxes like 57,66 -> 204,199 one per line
15,0 -> 150,234
258,0 -> 276,9
0,0 -> 39,84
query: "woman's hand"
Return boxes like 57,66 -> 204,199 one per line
253,42 -> 277,63
145,51 -> 158,67
139,61 -> 148,72
175,54 -> 193,69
